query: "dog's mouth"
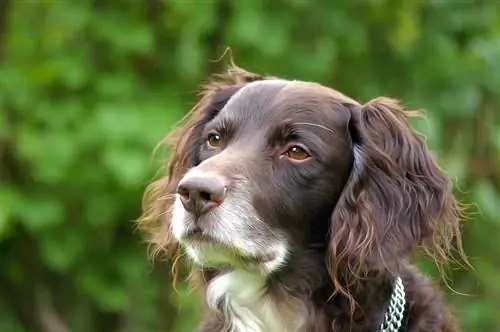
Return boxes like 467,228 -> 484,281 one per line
182,228 -> 279,265
183,227 -> 209,241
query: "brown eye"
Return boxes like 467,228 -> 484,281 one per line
207,133 -> 223,148
285,146 -> 310,161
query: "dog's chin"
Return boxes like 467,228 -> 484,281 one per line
181,237 -> 288,274
172,198 -> 289,273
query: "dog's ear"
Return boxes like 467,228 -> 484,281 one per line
328,98 -> 461,281
137,65 -> 267,258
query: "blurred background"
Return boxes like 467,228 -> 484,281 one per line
0,1 -> 499,331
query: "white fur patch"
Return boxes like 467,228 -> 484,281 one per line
207,269 -> 308,332
221,79 -> 290,108
353,145 -> 364,172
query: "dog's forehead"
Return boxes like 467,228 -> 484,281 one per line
218,79 -> 289,118
218,79 -> 347,124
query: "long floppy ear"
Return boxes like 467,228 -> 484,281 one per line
329,97 -> 462,282
137,65 -> 268,259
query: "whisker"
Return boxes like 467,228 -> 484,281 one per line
295,122 -> 335,134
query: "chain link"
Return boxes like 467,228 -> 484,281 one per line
377,276 -> 406,332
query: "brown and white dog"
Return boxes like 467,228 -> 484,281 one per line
139,65 -> 465,332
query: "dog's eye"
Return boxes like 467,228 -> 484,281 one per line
207,133 -> 223,148
285,146 -> 310,161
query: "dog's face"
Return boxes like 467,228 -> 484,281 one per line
141,66 -> 461,282
172,80 -> 354,272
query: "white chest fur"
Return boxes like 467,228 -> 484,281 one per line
206,270 -> 307,332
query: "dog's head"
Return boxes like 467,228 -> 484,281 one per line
140,66 -> 462,282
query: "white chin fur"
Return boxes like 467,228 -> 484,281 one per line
186,241 -> 288,274
171,195 -> 289,274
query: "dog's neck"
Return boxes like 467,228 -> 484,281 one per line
192,249 -> 398,332
206,268 -> 308,332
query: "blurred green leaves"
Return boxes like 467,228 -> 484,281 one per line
0,1 -> 499,331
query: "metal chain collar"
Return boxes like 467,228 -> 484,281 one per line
377,276 -> 406,332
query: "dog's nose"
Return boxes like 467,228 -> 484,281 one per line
176,173 -> 227,216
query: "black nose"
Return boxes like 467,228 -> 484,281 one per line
176,173 -> 227,216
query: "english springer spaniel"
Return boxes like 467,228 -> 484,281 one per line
139,64 -> 465,332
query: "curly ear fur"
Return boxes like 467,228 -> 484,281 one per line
328,98 -> 464,294
137,65 -> 269,265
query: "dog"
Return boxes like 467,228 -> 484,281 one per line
139,65 -> 465,332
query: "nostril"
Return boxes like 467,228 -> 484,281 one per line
199,191 -> 212,202
177,185 -> 190,199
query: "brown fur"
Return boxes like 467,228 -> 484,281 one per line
138,64 -> 466,331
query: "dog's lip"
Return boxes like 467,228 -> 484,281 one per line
182,230 -> 278,265
183,228 -> 211,241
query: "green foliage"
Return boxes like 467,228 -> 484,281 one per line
1,1 -> 499,331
